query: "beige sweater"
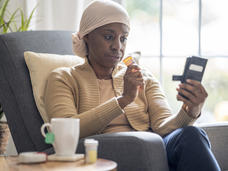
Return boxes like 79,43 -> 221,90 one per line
44,59 -> 196,138
97,79 -> 133,133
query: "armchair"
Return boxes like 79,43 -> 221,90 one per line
0,31 -> 227,171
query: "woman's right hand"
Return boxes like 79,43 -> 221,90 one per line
118,64 -> 144,108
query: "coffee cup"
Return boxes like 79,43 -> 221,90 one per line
41,118 -> 80,156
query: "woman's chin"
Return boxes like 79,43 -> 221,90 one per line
104,62 -> 119,69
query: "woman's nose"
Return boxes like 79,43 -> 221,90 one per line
111,39 -> 122,51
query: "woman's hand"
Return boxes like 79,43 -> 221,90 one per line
176,79 -> 208,118
118,64 -> 144,108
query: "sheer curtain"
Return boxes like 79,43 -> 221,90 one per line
31,0 -> 123,31
31,0 -> 84,31
6,0 -> 123,31
7,0 -> 95,31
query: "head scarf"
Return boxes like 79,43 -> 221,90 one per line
72,0 -> 130,57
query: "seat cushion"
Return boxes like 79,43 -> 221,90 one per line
24,51 -> 84,122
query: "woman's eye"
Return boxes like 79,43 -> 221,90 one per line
121,37 -> 127,43
104,35 -> 113,40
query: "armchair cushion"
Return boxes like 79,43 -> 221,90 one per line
24,51 -> 84,123
199,123 -> 228,171
43,131 -> 170,171
77,132 -> 169,171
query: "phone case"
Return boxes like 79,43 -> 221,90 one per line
172,56 -> 208,99
172,56 -> 208,83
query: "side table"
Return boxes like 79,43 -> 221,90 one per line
0,156 -> 117,171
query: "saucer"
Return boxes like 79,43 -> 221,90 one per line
48,153 -> 84,162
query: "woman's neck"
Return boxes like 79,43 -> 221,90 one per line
96,73 -> 112,79
88,58 -> 113,80
94,68 -> 113,79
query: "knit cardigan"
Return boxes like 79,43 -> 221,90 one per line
44,60 -> 196,138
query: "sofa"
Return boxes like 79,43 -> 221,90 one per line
0,31 -> 228,171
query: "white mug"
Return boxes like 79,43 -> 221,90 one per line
41,118 -> 80,156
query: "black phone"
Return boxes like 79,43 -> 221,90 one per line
172,56 -> 208,99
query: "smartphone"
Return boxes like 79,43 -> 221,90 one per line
172,56 -> 208,99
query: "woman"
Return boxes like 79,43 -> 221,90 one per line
44,0 -> 220,170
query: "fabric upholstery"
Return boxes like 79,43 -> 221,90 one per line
24,51 -> 84,123
44,131 -> 170,171
77,132 -> 169,171
199,123 -> 228,171
0,31 -> 73,152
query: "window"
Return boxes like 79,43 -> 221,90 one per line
124,0 -> 228,123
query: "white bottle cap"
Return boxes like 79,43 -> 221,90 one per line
84,139 -> 98,147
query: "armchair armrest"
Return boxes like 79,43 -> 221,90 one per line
77,131 -> 169,171
199,122 -> 228,171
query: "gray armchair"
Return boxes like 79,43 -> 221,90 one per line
0,31 -> 227,171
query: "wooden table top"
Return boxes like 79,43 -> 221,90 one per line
0,156 -> 117,171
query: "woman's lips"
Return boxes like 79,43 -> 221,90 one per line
109,55 -> 120,61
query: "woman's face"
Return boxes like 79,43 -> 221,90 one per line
84,23 -> 129,69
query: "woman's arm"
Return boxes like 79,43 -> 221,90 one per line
146,76 -> 196,137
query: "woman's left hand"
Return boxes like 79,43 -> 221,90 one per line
176,79 -> 208,118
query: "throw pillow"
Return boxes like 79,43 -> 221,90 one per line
24,51 -> 84,123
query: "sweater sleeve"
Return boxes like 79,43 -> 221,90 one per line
145,75 -> 196,137
44,69 -> 124,138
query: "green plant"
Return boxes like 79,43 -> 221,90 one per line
16,6 -> 37,32
0,0 -> 37,34
0,0 -> 17,33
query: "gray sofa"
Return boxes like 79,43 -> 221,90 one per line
0,31 -> 227,171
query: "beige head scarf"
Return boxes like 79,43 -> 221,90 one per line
72,0 -> 130,57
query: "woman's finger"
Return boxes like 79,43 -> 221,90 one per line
176,88 -> 198,104
199,84 -> 208,97
179,84 -> 198,97
128,64 -> 141,70
179,80 -> 207,99
176,94 -> 192,107
186,79 -> 201,87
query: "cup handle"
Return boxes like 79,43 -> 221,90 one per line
41,123 -> 51,137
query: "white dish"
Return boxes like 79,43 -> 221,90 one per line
19,152 -> 47,163
48,153 -> 84,162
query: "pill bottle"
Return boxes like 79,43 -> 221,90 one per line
84,139 -> 98,164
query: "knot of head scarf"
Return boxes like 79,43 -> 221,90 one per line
72,0 -> 130,58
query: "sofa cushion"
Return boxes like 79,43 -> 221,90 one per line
24,51 -> 84,123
